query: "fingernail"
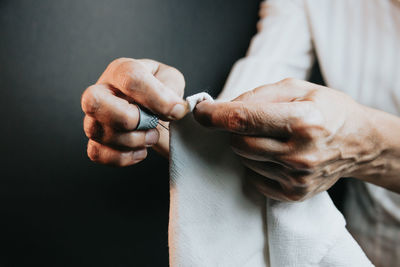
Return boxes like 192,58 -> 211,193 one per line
169,103 -> 186,119
145,129 -> 159,145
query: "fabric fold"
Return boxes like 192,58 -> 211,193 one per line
168,95 -> 373,266
169,113 -> 267,267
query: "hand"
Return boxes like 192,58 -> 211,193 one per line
194,78 -> 382,201
81,58 -> 187,166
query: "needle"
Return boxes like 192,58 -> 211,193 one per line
158,122 -> 169,131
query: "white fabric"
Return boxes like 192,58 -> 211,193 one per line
169,96 -> 372,266
186,92 -> 213,112
169,0 -> 400,266
169,114 -> 268,267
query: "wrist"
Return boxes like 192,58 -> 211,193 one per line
348,104 -> 400,184
346,104 -> 385,179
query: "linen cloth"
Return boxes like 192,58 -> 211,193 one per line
169,95 -> 372,266
169,0 -> 400,266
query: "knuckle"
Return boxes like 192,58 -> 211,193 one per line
116,152 -> 134,167
243,89 -> 256,99
121,107 -> 139,130
280,77 -> 298,86
230,136 -> 259,158
87,141 -> 101,162
119,73 -> 134,92
116,149 -> 147,167
293,173 -> 312,188
81,85 -> 100,116
126,132 -> 146,148
113,60 -> 145,91
116,73 -> 133,92
110,57 -> 129,66
135,149 -> 148,161
283,186 -> 309,202
291,175 -> 314,195
303,127 -> 329,141
298,157 -> 320,170
290,106 -> 328,139
225,107 -> 249,132
280,154 -> 320,170
83,117 -> 103,140
300,158 -> 319,170
287,192 -> 307,202
236,88 -> 258,101
83,116 -> 105,140
108,57 -> 131,71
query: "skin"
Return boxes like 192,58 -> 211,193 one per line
81,58 -> 189,166
193,78 -> 400,201
82,59 -> 400,201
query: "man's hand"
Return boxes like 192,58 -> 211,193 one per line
194,78 -> 386,201
81,58 -> 187,166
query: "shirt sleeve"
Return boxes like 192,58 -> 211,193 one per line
218,0 -> 314,100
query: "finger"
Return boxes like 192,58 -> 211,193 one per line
230,134 -> 291,160
193,100 -> 304,136
98,58 -> 188,120
84,116 -> 159,149
87,140 -> 147,167
246,169 -> 292,202
81,84 -> 140,130
241,158 -> 290,185
233,78 -> 309,103
240,154 -> 316,188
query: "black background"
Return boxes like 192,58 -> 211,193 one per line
0,0 -> 262,266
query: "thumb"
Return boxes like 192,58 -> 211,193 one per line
193,99 -> 302,136
193,100 -> 248,132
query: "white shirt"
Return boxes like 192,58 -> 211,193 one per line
220,0 -> 400,266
